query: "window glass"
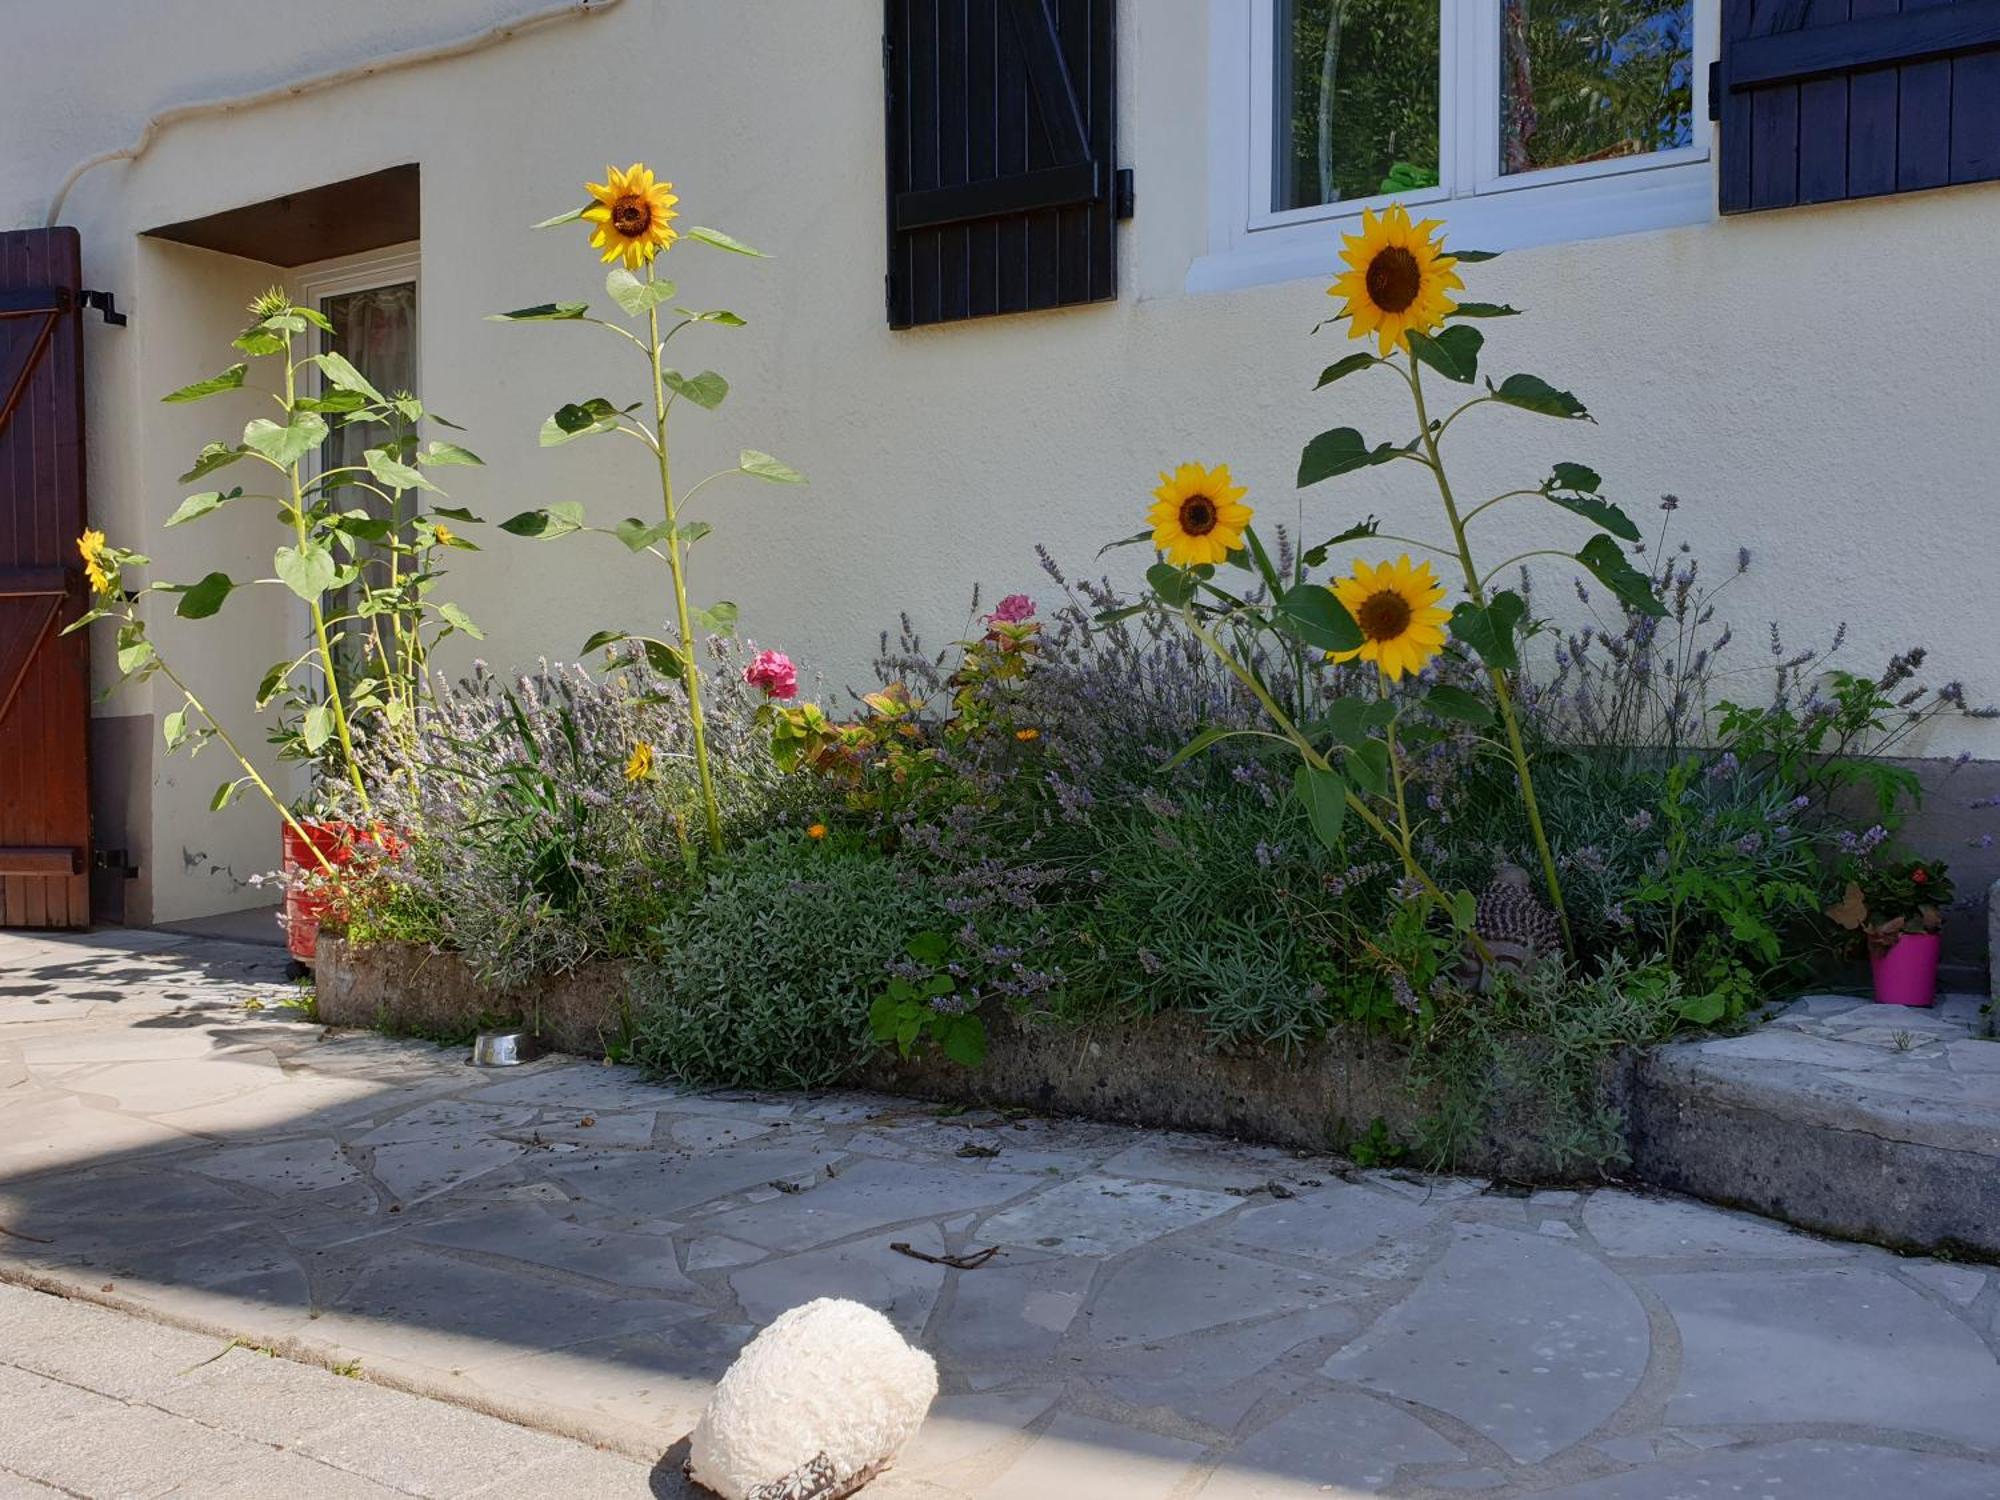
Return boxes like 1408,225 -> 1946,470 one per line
1499,0 -> 1694,176
1273,0 -> 1441,213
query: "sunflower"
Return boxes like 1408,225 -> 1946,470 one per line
1147,462 -> 1252,567
77,530 -> 112,595
582,163 -> 680,269
624,741 -> 655,783
1328,205 -> 1462,355
1330,555 -> 1450,680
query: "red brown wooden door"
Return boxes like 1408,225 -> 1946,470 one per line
0,228 -> 91,927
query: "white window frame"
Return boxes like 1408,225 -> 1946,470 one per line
1194,0 -> 1717,294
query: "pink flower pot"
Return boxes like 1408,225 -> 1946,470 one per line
1870,931 -> 1942,1007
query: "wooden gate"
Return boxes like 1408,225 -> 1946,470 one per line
0,228 -> 91,928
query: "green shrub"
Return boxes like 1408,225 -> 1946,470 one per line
625,834 -> 948,1088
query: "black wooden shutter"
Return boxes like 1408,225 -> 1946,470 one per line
1717,0 -> 2000,212
885,0 -> 1120,328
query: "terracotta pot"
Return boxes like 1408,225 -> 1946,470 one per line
281,821 -> 398,963
1869,930 -> 1942,1008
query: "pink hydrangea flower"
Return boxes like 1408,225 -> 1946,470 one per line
743,649 -> 798,700
988,593 -> 1036,625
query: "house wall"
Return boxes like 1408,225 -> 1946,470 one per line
6,0 -> 1998,923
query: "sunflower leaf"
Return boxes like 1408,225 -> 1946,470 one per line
1301,516 -> 1383,569
161,365 -> 248,404
436,602 -> 483,640
533,205 -> 590,229
1406,325 -> 1483,384
242,411 -> 327,469
1452,248 -> 1502,262
663,369 -> 728,409
540,398 -> 624,446
739,450 -> 805,484
1314,353 -> 1379,389
164,488 -> 242,528
694,601 -> 739,636
365,447 -> 441,495
1097,529 -> 1155,557
1448,591 -> 1527,671
1318,696 -> 1397,750
678,308 -> 747,326
1275,581 -> 1363,653
1448,301 -> 1520,318
613,518 -> 673,552
1422,684 -> 1494,725
273,541 -> 337,603
1548,491 -> 1641,544
1344,739 -> 1391,798
1549,462 -> 1601,493
306,351 -> 383,403
174,571 -> 234,620
1488,373 -> 1592,421
1293,765 -> 1349,850
497,501 -> 587,540
687,225 -> 767,257
1576,535 -> 1666,616
489,302 -> 590,322
1297,428 -> 1400,488
420,440 -> 484,467
1242,526 -> 1283,595
606,268 -> 677,316
1146,562 -> 1196,608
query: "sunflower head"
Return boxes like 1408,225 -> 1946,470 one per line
1328,205 -> 1462,355
77,530 -> 113,596
624,741 -> 655,783
1147,462 -> 1253,568
1329,555 -> 1450,680
583,163 -> 680,270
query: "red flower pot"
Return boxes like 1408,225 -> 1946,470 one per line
281,820 -> 399,963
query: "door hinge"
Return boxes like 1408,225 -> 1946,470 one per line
79,290 -> 126,326
1114,168 -> 1135,220
1708,60 -> 1721,121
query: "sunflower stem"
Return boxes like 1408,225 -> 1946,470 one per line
647,270 -> 724,855
1405,356 -> 1572,948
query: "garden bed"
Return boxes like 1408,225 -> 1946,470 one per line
313,935 -> 1629,1180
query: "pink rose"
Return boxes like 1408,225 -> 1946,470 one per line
744,649 -> 798,700
988,593 -> 1036,625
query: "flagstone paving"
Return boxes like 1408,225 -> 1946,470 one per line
2,928 -> 1998,1498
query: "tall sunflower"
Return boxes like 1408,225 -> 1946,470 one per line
1147,462 -> 1252,567
583,163 -> 679,269
1330,555 -> 1449,680
1328,205 -> 1461,355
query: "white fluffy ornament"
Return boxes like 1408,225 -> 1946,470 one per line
687,1297 -> 939,1500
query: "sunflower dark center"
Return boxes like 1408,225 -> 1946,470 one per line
1357,589 -> 1413,642
612,195 -> 652,236
1178,494 -> 1219,536
1365,246 -> 1423,314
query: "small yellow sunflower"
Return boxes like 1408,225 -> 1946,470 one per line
1147,462 -> 1253,568
430,522 -> 455,547
582,163 -> 680,269
1328,205 -> 1462,355
624,741 -> 655,783
1330,555 -> 1450,681
77,530 -> 112,595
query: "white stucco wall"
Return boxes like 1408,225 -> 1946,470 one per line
6,0 -> 1997,920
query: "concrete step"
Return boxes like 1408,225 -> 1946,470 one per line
1630,993 -> 2000,1259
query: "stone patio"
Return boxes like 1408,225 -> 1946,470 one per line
2,929 -> 1997,1498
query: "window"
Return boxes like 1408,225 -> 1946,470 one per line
1195,0 -> 1715,293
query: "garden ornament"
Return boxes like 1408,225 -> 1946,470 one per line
1454,862 -> 1564,993
686,1297 -> 938,1500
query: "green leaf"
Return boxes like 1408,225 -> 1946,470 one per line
1274,581 -> 1363,653
613,517 -> 673,552
1293,765 -> 1348,850
940,1017 -> 987,1068
1548,491 -> 1641,544
1406,325 -> 1484,384
273,542 -> 337,602
162,708 -> 188,750
663,369 -> 728,409
498,501 -> 587,539
679,520 -> 713,546
739,449 -> 805,484
232,328 -> 286,356
211,779 -> 246,812
687,225 -> 767,256
906,930 -> 950,963
1319,696 -> 1396,749
1452,248 -> 1502,262
637,637 -> 687,679
1162,725 -> 1246,770
488,302 -> 590,322
1314,353 -> 1378,389
302,703 -> 335,753
694,600 -> 739,636
164,488 -> 239,528
1678,990 -> 1727,1025
1576,534 -> 1667,616
242,411 -> 328,468
294,389 -> 369,415
307,351 -> 383,403
1489,373 -> 1591,420
291,305 -> 335,334
1146,562 -> 1195,608
161,365 -> 247,404
1448,301 -> 1520,318
1550,461 -> 1600,493
1301,516 -> 1382,569
116,635 -> 156,676
1422,684 -> 1493,725
1452,889 -> 1479,932
679,308 -> 746,326
419,440 -> 482,467
540,397 -> 627,446
606,267 -> 677,316
365,447 -> 442,494
532,204 -> 590,229
178,443 -> 247,483
436,601 -> 484,640
580,629 -> 629,655
1344,739 -> 1391,798
1298,427 -> 1399,487
1097,528 -> 1155,557
174,571 -> 234,620
1447,591 -> 1527,672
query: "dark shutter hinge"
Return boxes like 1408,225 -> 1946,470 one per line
1114,167 -> 1134,220
93,848 -> 138,877
1707,61 -> 1721,121
80,290 -> 127,326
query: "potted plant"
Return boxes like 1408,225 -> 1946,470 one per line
1827,855 -> 1954,1007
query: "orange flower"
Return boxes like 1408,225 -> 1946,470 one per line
807,822 -> 827,840
1014,728 -> 1041,742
